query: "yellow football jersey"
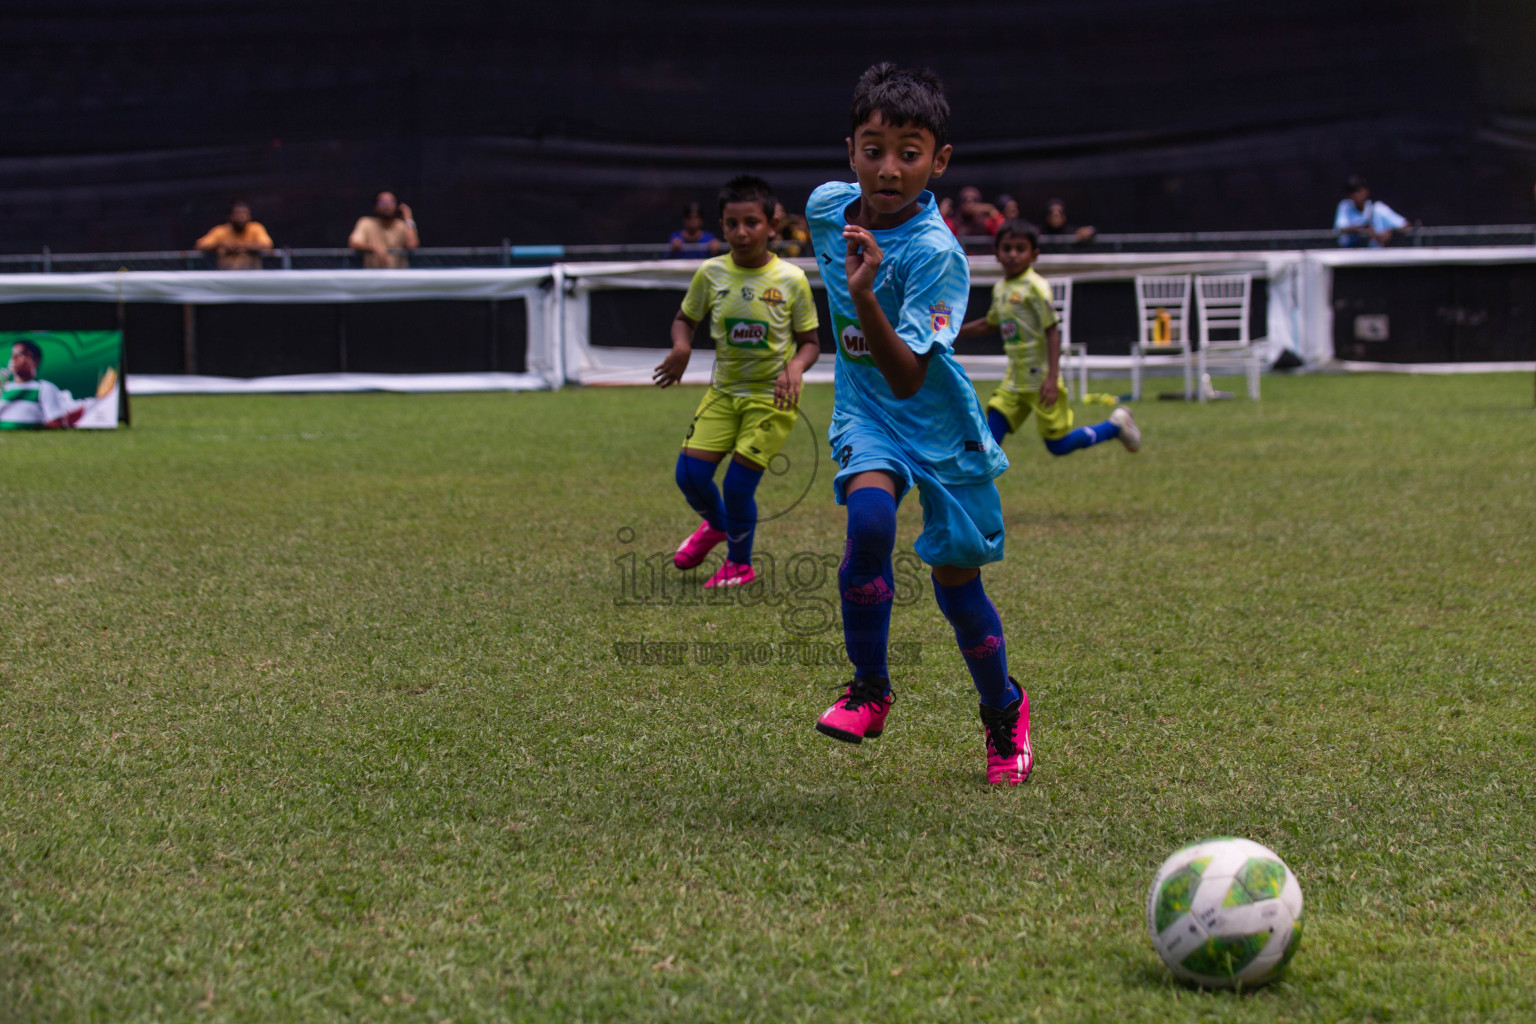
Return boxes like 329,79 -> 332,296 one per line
680,254 -> 818,396
986,268 -> 1061,393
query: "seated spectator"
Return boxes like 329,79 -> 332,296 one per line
195,200 -> 273,270
1044,199 -> 1095,243
348,190 -> 418,269
939,196 -> 958,234
1334,176 -> 1409,248
998,194 -> 1021,221
769,202 -> 811,257
955,186 -> 1003,237
668,202 -> 721,258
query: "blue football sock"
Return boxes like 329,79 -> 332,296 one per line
987,409 -> 1011,446
674,452 -> 725,531
932,573 -> 1018,709
840,487 -> 897,691
1044,418 -> 1120,456
721,459 -> 762,565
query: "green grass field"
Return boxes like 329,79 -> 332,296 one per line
3,373 -> 1534,1022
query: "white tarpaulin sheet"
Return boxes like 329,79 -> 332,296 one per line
5,253 -> 1530,394
128,372 -> 550,395
559,253 -> 1296,386
0,268 -> 552,304
0,267 -> 564,390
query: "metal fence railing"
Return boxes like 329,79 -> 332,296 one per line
1,225 -> 1532,273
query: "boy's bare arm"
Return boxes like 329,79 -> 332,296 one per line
790,332 -> 820,371
774,332 -> 821,410
844,224 -> 929,399
654,310 -> 697,387
1039,323 -> 1062,407
958,317 -> 993,338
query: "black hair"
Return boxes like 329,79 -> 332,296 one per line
1344,175 -> 1369,194
717,175 -> 777,219
229,198 -> 251,211
849,62 -> 950,148
12,338 -> 42,363
994,218 -> 1040,251
374,189 -> 397,202
682,202 -> 705,220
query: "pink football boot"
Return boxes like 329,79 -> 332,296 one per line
674,521 -> 726,569
703,560 -> 757,589
979,680 -> 1033,785
815,677 -> 893,744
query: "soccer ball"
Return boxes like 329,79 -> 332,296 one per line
1146,837 -> 1303,988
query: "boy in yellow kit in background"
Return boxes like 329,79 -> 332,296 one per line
653,175 -> 821,589
959,218 -> 1141,456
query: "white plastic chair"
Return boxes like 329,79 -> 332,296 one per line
1049,277 -> 1087,400
1131,275 -> 1193,401
1194,274 -> 1262,401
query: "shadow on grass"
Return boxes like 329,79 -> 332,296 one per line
1120,959 -> 1284,1001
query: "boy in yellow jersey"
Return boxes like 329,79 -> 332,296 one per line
654,175 -> 821,589
959,218 -> 1141,456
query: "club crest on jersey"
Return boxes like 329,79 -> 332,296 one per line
725,317 -> 770,348
760,287 -> 785,307
740,285 -> 755,301
929,301 -> 952,333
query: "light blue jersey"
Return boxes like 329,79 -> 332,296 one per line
807,180 -> 1007,486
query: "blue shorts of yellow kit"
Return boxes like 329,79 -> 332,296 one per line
830,426 -> 1005,569
987,383 -> 1073,439
682,387 -> 796,467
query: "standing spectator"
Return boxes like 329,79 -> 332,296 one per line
1043,198 -> 1096,243
195,200 -> 273,270
668,202 -> 721,258
348,190 -> 419,269
1334,176 -> 1408,248
955,186 -> 1003,237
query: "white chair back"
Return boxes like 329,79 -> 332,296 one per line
1048,277 -> 1073,350
1134,275 -> 1193,351
1195,274 -> 1252,351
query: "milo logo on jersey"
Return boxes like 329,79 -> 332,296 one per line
724,318 -> 771,349
833,313 -> 875,367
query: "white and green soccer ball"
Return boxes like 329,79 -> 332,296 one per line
1146,837 -> 1303,988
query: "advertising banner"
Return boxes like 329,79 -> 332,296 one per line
0,331 -> 124,430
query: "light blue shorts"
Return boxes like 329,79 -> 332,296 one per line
830,426 -> 1006,569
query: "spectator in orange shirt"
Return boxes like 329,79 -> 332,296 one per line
195,200 -> 274,270
348,190 -> 419,269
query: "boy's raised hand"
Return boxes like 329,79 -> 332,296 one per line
843,225 -> 883,294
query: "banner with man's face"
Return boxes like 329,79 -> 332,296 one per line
0,331 -> 123,430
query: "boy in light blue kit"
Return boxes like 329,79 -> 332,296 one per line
807,63 -> 1031,785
